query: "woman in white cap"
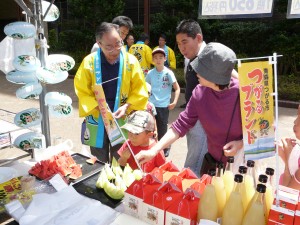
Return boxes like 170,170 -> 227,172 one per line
136,42 -> 243,175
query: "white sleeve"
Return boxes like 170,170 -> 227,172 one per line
184,57 -> 189,74
90,43 -> 99,53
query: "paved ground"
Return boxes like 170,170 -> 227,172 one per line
0,71 -> 298,169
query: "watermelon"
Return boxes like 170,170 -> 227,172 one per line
69,164 -> 82,180
29,150 -> 81,180
58,151 -> 76,167
57,164 -> 72,176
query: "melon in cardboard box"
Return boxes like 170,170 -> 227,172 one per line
124,173 -> 162,219
165,188 -> 200,225
142,182 -> 183,225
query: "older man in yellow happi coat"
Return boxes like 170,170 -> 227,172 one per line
74,22 -> 148,163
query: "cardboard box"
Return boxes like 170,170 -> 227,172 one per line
182,179 -> 201,192
124,179 -> 144,218
178,168 -> 198,179
159,161 -> 180,181
159,161 -> 180,172
200,174 -> 212,186
163,171 -> 180,182
142,174 -> 163,198
278,185 -> 300,197
268,205 -> 295,225
123,174 -> 163,220
165,189 -> 200,225
274,189 -> 299,211
294,210 -> 300,225
150,167 -> 164,183
142,182 -> 183,225
177,168 -> 200,192
124,173 -> 163,219
267,219 -> 286,225
168,175 -> 183,192
189,181 -> 205,196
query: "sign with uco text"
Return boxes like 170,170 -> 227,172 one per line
199,0 -> 274,18
287,0 -> 300,18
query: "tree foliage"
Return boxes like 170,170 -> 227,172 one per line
149,0 -> 199,66
48,0 -> 300,85
68,0 -> 124,31
149,0 -> 300,76
48,0 -> 124,73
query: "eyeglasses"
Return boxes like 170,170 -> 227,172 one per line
100,40 -> 124,53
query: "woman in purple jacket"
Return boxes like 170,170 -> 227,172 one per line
136,42 -> 243,171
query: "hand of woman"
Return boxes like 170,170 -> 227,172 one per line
223,140 -> 243,157
135,149 -> 157,164
136,127 -> 178,164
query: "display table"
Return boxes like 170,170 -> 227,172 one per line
0,160 -> 33,224
2,214 -> 151,225
0,158 -> 149,225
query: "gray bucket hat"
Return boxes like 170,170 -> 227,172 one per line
190,42 -> 236,85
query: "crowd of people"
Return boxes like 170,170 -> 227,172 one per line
74,16 -> 300,190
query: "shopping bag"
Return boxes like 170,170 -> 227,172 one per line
80,119 -> 86,144
81,116 -> 101,148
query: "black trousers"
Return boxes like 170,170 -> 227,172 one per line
90,131 -> 122,164
155,107 -> 170,154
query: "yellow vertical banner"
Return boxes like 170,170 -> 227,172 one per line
94,85 -> 125,146
238,61 -> 275,160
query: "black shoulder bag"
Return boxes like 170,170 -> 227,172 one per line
199,94 -> 239,177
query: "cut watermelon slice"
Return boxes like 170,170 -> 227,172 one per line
69,164 -> 82,180
57,164 -> 72,176
29,150 -> 81,180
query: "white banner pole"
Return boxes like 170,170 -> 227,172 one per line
112,116 -> 144,172
273,52 -> 280,206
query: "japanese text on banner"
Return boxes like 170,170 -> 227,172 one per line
201,0 -> 273,15
238,61 -> 275,160
290,0 -> 300,14
93,85 -> 125,146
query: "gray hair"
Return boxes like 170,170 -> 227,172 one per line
95,22 -> 119,42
